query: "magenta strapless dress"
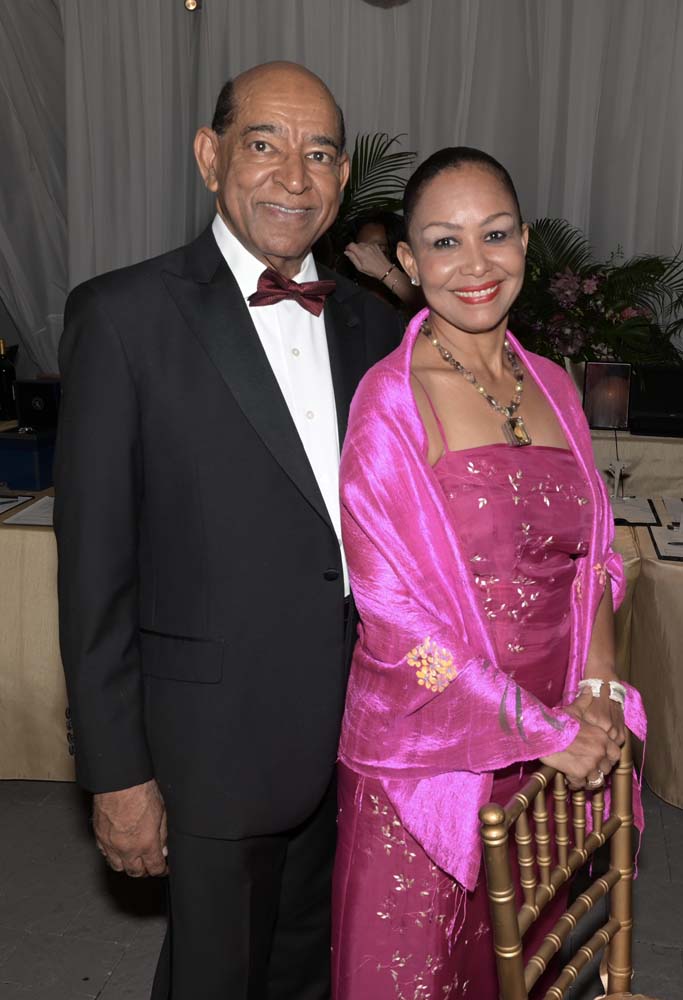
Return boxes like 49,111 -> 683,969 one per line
333,444 -> 593,1000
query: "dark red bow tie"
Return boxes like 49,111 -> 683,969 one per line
248,268 -> 336,317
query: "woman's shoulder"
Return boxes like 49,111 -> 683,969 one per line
353,341 -> 408,407
353,306 -> 428,405
345,341 -> 422,455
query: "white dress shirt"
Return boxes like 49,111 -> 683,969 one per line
212,214 -> 349,594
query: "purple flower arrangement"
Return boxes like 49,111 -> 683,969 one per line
511,219 -> 683,366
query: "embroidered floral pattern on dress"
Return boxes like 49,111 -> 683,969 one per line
365,786 -> 467,998
334,444 -> 599,1000
408,638 -> 457,693
436,449 -> 592,668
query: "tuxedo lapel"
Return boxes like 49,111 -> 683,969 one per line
320,267 -> 368,446
162,229 -> 332,529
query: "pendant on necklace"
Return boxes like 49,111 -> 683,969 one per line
503,415 -> 532,447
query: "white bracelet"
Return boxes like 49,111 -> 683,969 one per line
578,678 -> 603,698
577,677 -> 626,708
608,680 -> 626,708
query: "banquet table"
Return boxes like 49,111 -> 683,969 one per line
612,525 -> 642,683
591,430 -> 683,496
0,495 -> 680,804
0,490 -> 75,780
628,513 -> 683,808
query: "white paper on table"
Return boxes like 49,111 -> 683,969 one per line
662,496 -> 683,525
649,523 -> 683,560
610,496 -> 659,525
0,495 -> 33,514
3,495 -> 54,526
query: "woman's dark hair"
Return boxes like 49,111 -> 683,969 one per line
350,211 -> 406,264
403,146 -> 522,234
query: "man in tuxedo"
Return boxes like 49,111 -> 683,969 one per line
54,61 -> 401,999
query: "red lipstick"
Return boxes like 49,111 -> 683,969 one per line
452,281 -> 501,305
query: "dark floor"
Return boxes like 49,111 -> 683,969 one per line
0,781 -> 679,999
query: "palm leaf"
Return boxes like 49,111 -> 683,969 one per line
600,255 -> 668,303
340,132 -> 416,222
601,253 -> 683,336
514,216 -> 683,365
525,218 -> 594,276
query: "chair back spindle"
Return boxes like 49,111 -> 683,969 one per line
553,773 -> 569,868
533,787 -> 552,887
479,737 -> 634,999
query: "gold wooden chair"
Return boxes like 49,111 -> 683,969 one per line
479,735 -> 634,999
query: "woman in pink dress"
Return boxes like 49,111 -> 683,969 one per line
333,148 -> 646,999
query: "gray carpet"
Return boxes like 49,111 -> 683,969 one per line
0,781 -> 679,998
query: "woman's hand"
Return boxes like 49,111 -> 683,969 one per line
540,718 -> 621,790
565,680 -> 626,749
344,242 -> 393,280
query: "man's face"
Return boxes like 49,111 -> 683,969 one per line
200,69 -> 349,277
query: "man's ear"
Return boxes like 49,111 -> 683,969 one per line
338,152 -> 350,193
194,127 -> 221,192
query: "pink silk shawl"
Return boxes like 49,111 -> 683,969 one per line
338,308 -> 647,891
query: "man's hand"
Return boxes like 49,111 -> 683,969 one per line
93,779 -> 168,877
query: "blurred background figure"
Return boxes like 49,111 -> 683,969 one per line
344,210 -> 422,311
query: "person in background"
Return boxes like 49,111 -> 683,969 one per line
332,146 -> 646,998
54,61 -> 401,1000
344,210 -> 422,310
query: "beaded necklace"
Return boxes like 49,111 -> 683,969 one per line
421,319 -> 532,447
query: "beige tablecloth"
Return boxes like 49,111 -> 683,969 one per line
0,498 -> 678,800
591,430 -> 683,496
613,525 -> 642,683
0,493 -> 74,780
630,523 -> 683,808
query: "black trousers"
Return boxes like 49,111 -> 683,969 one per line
151,779 -> 337,1000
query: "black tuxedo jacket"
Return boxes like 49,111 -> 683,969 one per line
54,225 -> 402,839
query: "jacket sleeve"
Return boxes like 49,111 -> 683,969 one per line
54,282 -> 154,792
339,371 -> 581,780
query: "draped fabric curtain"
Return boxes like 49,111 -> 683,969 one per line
1,0 -> 682,371
60,0 -> 211,290
0,0 -> 66,374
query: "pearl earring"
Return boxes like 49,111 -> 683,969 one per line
411,276 -> 420,286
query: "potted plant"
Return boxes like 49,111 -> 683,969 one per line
319,132 -> 416,268
511,218 -> 683,368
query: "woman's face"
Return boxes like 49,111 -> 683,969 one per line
398,165 -> 528,338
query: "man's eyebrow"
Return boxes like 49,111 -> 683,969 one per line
423,212 -> 514,231
308,134 -> 340,152
240,123 -> 283,138
239,123 -> 339,152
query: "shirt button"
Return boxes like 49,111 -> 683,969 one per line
323,569 -> 340,581
306,410 -> 315,420
291,348 -> 300,357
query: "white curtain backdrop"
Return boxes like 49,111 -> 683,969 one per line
0,0 -> 66,373
1,0 -> 682,370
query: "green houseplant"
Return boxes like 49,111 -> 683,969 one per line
324,132 -> 416,267
511,218 -> 683,366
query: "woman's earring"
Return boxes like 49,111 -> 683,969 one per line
410,276 -> 420,286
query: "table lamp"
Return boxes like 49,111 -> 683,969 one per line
582,362 -> 632,498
